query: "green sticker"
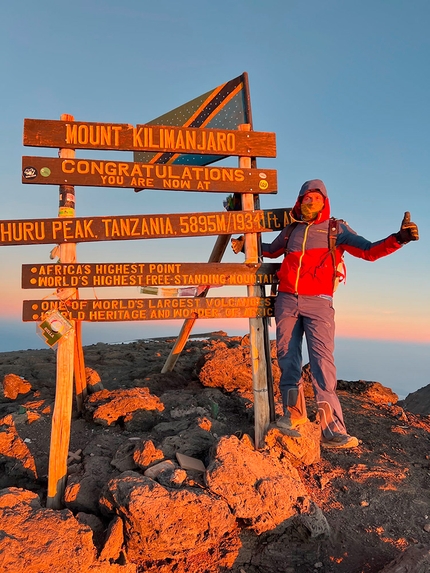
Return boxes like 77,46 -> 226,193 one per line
59,207 -> 74,217
40,167 -> 51,177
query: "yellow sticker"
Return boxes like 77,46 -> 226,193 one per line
259,180 -> 269,190
58,207 -> 75,217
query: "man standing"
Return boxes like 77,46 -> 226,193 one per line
232,179 -> 419,449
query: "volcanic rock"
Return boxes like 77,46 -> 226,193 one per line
2,373 -> 32,399
99,471 -> 241,572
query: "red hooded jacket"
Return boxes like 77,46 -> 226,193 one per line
262,179 -> 403,297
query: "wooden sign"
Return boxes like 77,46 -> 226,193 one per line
23,296 -> 275,322
22,156 -> 277,194
0,208 -> 292,246
22,262 -> 280,289
23,119 -> 277,157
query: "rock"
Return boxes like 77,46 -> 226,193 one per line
75,512 -> 107,552
143,460 -> 176,479
65,456 -> 116,514
170,404 -> 208,419
0,415 -> 37,486
2,335 -> 430,572
2,373 -> 32,399
99,472 -> 240,572
402,384 -> 430,415
153,419 -> 191,436
264,423 -> 321,466
378,545 -> 430,572
198,339 -> 252,393
157,466 -> 187,488
133,439 -> 164,469
197,416 -> 212,430
98,516 -> 125,562
337,379 -> 398,404
161,426 -> 215,459
205,435 -> 309,534
123,408 -> 163,433
82,433 -> 125,459
292,498 -> 330,539
0,487 -> 96,572
85,388 -> 164,427
111,442 -> 137,472
198,338 -> 281,403
86,367 -> 104,394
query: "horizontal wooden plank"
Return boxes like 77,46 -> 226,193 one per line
1,208 -> 292,246
22,156 -> 277,194
23,119 -> 277,157
23,296 -> 275,322
21,262 -> 280,289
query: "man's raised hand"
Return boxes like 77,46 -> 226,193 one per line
397,211 -> 419,243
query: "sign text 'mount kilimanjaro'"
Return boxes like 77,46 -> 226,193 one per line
23,119 -> 277,158
23,297 -> 275,322
22,262 -> 280,289
22,156 -> 277,194
0,208 -> 292,246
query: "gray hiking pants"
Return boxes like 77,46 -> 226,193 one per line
275,292 -> 347,438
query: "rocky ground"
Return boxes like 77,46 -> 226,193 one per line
1,331 -> 430,573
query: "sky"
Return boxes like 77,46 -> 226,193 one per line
0,0 -> 429,398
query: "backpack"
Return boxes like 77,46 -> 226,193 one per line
283,217 -> 346,291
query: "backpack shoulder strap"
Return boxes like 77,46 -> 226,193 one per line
329,218 -> 347,290
328,217 -> 340,252
328,217 -> 343,268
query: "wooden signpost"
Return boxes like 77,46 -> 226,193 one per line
12,110 -> 283,508
21,262 -> 280,289
0,208 -> 291,246
239,124 -> 271,449
23,296 -> 275,322
23,119 -> 277,157
47,114 -> 80,510
22,156 -> 277,194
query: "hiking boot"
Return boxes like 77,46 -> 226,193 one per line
321,433 -> 359,449
277,414 -> 309,430
276,414 -> 309,437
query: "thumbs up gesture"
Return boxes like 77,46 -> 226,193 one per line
397,211 -> 419,243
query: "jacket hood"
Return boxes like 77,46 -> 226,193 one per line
292,179 -> 331,222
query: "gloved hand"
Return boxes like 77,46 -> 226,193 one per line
231,235 -> 245,254
396,212 -> 419,243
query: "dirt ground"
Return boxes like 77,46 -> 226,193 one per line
1,333 -> 430,573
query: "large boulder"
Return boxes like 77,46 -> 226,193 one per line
99,471 -> 240,572
205,435 -> 310,534
198,337 -> 281,404
0,487 -> 136,573
84,387 -> 164,427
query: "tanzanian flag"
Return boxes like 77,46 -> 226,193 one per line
134,72 -> 252,169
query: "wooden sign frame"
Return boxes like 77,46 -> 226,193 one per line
22,156 -> 277,194
23,296 -> 275,322
23,119 -> 276,157
22,262 -> 280,289
0,208 -> 292,246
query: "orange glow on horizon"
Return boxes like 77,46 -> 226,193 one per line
1,300 -> 429,345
